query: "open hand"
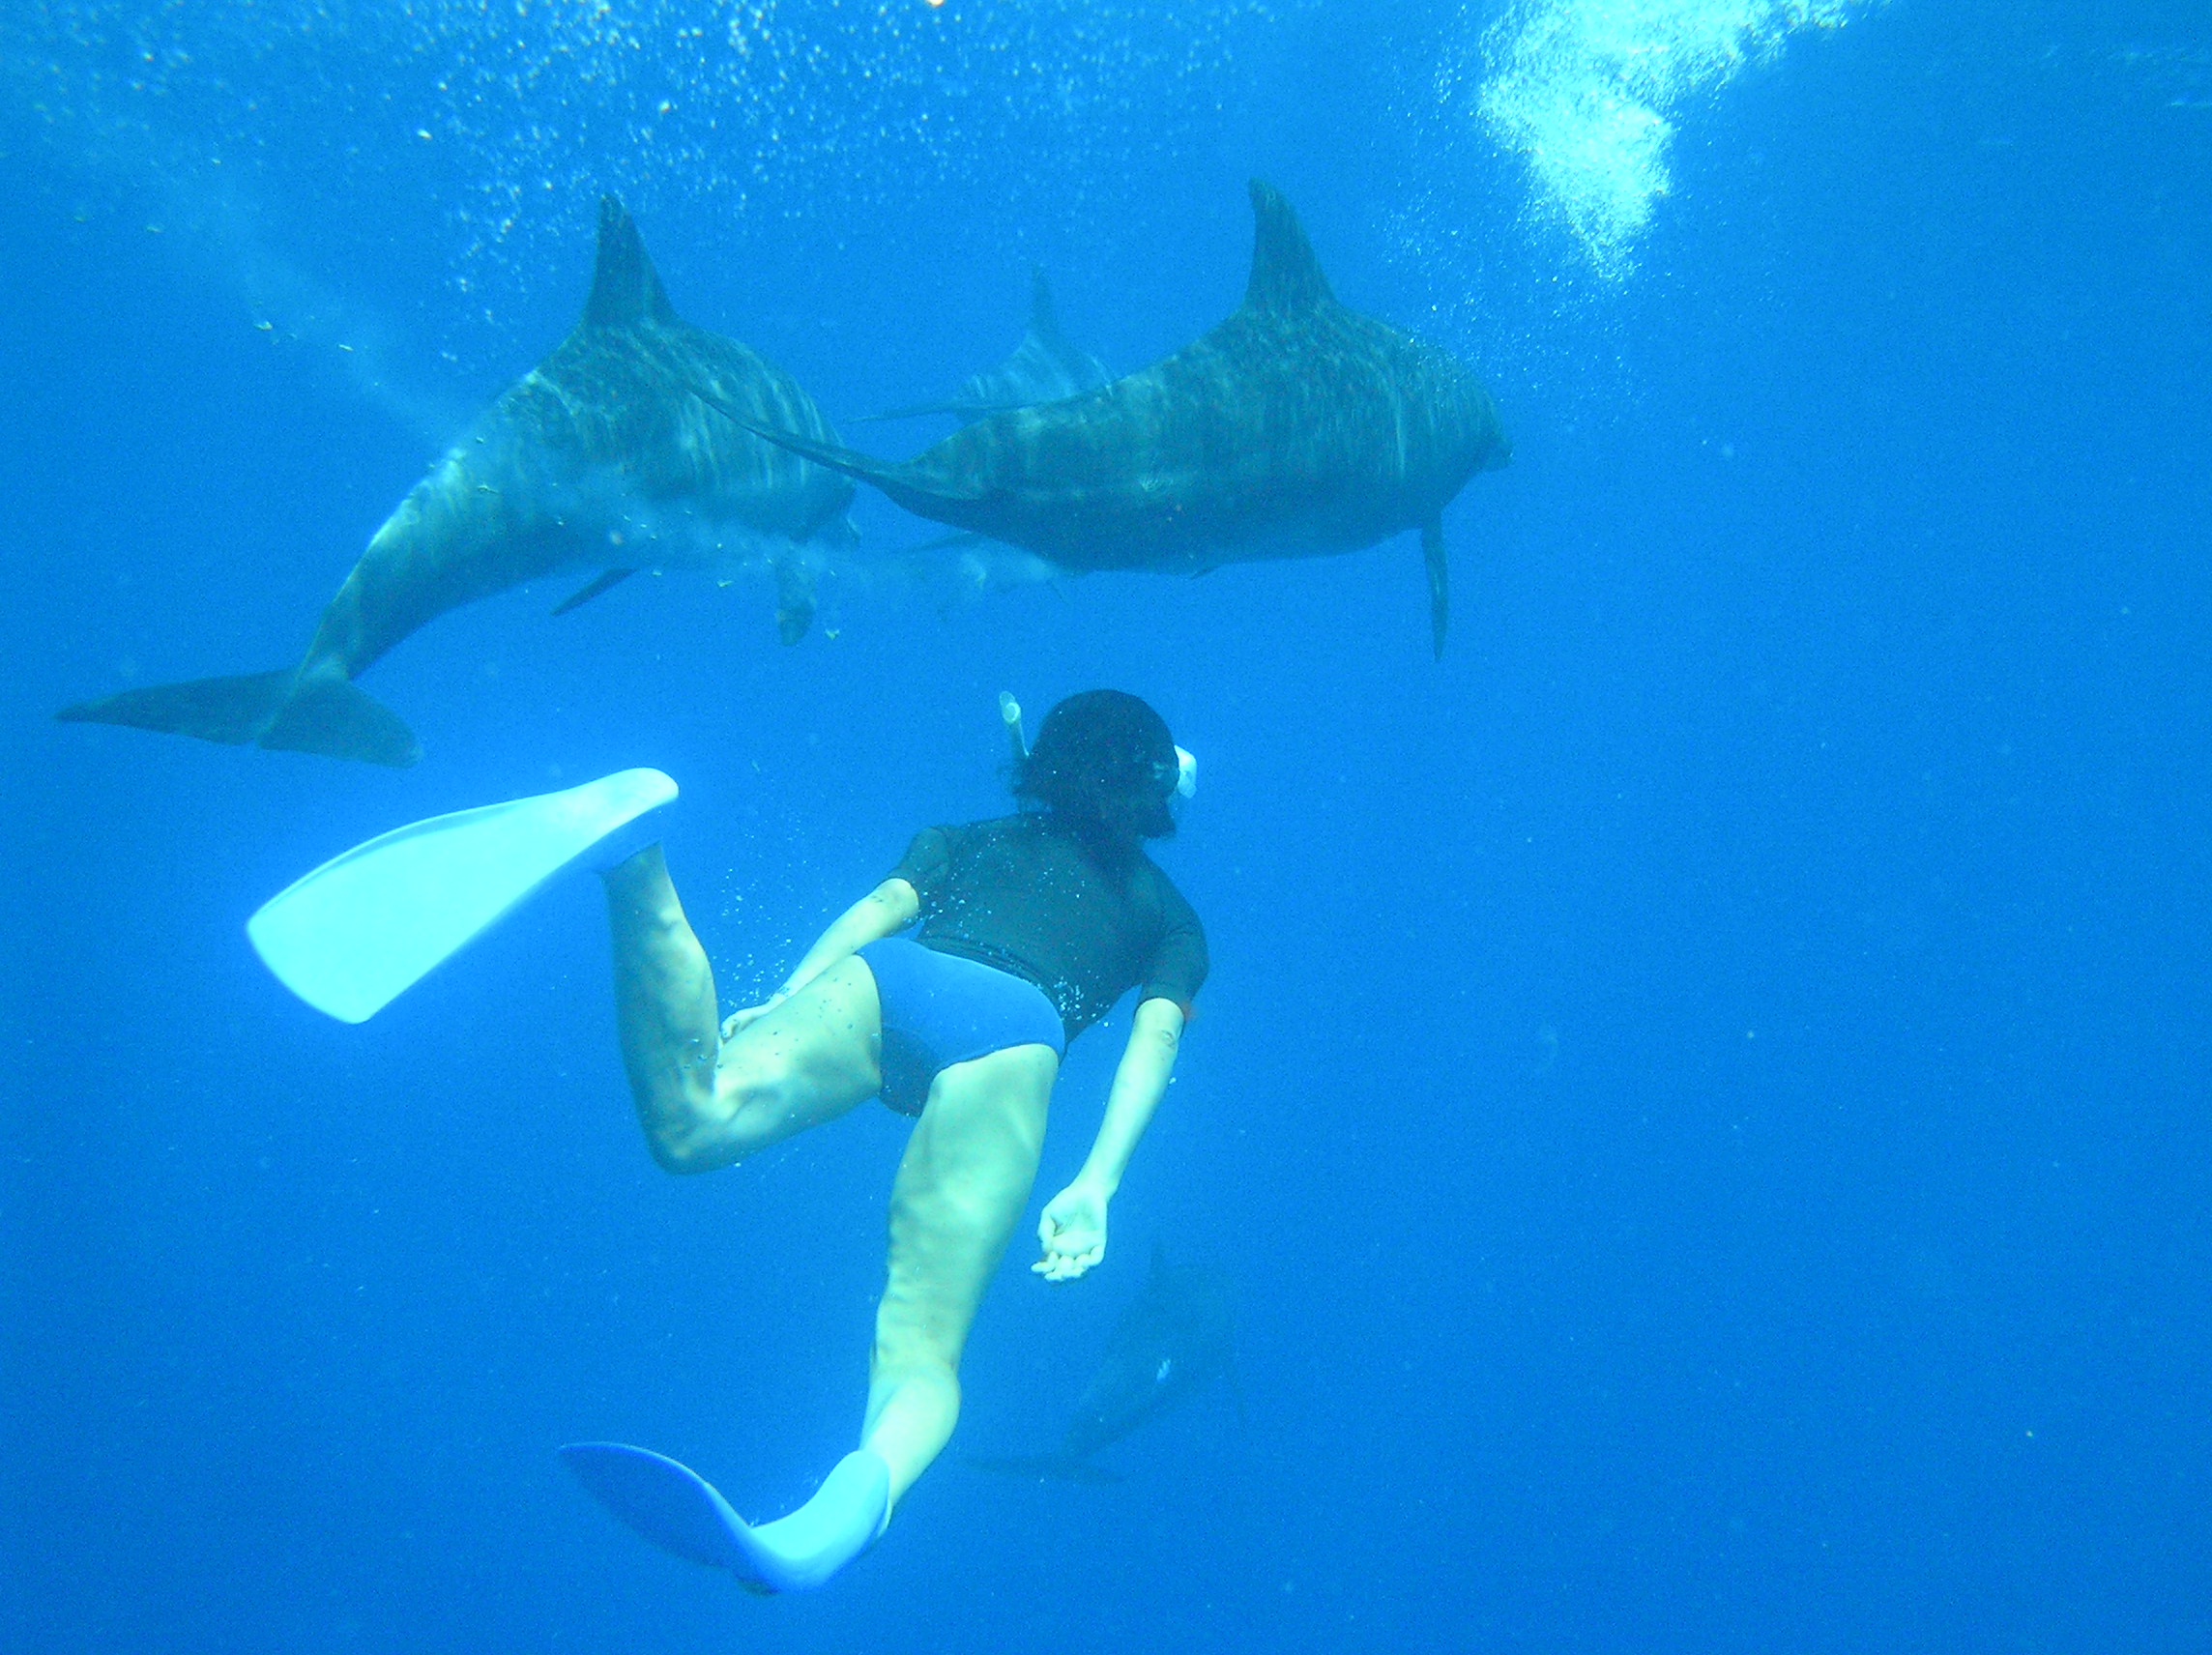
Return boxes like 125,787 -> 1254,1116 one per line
1033,1180 -> 1109,1282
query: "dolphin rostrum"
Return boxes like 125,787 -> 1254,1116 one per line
730,181 -> 1508,657
58,197 -> 855,767
860,266 -> 1110,423
971,1242 -> 1237,1485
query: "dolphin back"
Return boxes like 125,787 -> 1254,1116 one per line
801,180 -> 1507,586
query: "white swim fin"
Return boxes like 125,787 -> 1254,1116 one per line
247,767 -> 677,1023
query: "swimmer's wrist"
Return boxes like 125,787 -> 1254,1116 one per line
1068,1165 -> 1120,1201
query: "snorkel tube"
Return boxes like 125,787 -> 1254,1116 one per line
999,690 -> 1030,765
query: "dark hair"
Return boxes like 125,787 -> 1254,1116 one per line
1013,689 -> 1179,850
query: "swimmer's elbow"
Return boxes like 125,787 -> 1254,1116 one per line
871,878 -> 921,928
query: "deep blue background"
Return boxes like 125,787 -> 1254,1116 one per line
5,0 -> 2210,1649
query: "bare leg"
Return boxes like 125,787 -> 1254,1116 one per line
861,1044 -> 1058,1507
602,847 -> 883,1173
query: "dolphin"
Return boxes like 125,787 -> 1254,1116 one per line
728,181 -> 1508,658
971,1242 -> 1237,1485
860,266 -> 1110,423
57,197 -> 855,767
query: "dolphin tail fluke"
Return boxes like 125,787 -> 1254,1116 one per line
57,668 -> 421,767
698,396 -> 903,487
1421,516 -> 1448,660
58,668 -> 297,746
260,673 -> 422,767
965,1454 -> 1124,1487
698,395 -> 980,523
852,399 -> 969,424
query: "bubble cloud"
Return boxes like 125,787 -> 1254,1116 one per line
1472,0 -> 1881,278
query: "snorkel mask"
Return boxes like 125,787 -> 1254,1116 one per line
1155,745 -> 1199,800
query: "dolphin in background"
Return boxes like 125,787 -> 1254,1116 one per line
861,266 -> 1110,423
58,197 -> 854,768
732,181 -> 1508,658
971,1243 -> 1237,1485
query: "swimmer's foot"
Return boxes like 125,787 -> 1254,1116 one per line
560,1442 -> 889,1594
578,789 -> 676,876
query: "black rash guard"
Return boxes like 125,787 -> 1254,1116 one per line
888,813 -> 1208,1041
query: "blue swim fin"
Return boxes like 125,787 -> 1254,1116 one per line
247,767 -> 677,1023
560,1442 -> 888,1594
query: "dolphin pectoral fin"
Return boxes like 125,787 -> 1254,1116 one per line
1421,516 -> 1448,660
551,567 -> 637,616
58,667 -> 299,747
772,557 -> 816,645
258,674 -> 422,768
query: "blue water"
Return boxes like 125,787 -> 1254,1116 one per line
5,0 -> 2210,1648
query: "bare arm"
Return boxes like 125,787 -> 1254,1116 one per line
724,877 -> 919,1032
1033,996 -> 1185,1282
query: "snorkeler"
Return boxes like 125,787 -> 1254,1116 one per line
243,688 -> 1204,1590
559,688 -> 1206,1589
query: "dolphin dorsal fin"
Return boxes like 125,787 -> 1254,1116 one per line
1026,265 -> 1064,343
583,196 -> 679,330
1241,180 -> 1335,315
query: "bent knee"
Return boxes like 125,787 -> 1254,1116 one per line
870,1345 -> 963,1398
642,1070 -> 788,1176
647,1059 -> 805,1174
647,1130 -> 733,1176
716,1032 -> 804,1106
